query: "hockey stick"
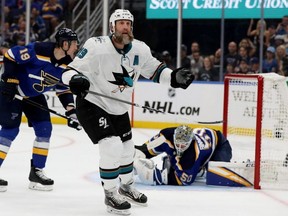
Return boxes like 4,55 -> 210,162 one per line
28,74 -> 223,124
29,74 -> 164,113
14,95 -> 82,130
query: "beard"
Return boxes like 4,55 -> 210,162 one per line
113,31 -> 134,45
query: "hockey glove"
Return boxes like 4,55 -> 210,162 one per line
65,108 -> 82,130
0,77 -> 19,101
170,67 -> 194,89
69,74 -> 90,98
162,155 -> 171,171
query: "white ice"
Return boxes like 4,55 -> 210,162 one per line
1,123 -> 287,216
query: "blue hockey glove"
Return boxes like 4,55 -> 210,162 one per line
65,109 -> 82,130
0,77 -> 19,101
69,74 -> 90,98
171,67 -> 194,89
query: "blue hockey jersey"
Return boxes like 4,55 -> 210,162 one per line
141,127 -> 232,185
3,42 -> 72,98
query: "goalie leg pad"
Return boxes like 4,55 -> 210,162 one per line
134,148 -> 146,159
207,161 -> 254,187
134,158 -> 167,185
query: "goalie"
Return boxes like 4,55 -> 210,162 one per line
134,125 -> 232,185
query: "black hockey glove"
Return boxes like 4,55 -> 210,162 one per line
69,74 -> 90,98
170,67 -> 194,89
0,77 -> 19,101
65,108 -> 82,130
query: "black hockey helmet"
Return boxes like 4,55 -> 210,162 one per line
55,28 -> 78,47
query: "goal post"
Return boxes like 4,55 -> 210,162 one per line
223,73 -> 288,189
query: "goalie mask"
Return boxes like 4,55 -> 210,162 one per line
109,9 -> 134,34
173,125 -> 194,156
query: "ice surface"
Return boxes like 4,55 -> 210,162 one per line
1,124 -> 287,216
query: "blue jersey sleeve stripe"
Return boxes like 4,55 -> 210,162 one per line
4,51 -> 15,62
194,141 -> 200,160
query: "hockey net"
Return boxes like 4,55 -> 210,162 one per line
223,73 -> 288,189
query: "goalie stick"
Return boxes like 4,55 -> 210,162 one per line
28,74 -> 223,124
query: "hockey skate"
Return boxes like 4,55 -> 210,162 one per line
0,178 -> 8,192
28,160 -> 54,191
118,182 -> 148,206
104,188 -> 131,215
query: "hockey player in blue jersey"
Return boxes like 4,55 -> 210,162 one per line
134,125 -> 232,186
0,28 -> 80,192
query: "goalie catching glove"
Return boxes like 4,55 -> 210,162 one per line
69,74 -> 90,98
65,109 -> 82,130
170,67 -> 194,89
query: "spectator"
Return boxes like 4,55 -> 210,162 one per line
189,50 -> 203,80
9,14 -> 28,45
31,5 -> 47,41
161,50 -> 175,70
267,24 -> 277,47
187,41 -> 200,59
198,56 -> 218,81
275,45 -> 288,76
31,0 -> 45,12
263,46 -> 278,73
274,35 -> 285,48
249,57 -> 260,73
151,50 -> 161,61
225,63 -> 236,76
4,0 -> 23,24
238,38 -> 256,57
235,59 -> 250,74
0,41 -> 10,56
281,24 -> 288,49
224,41 -> 240,68
1,22 -> 13,45
238,46 -> 250,63
213,48 -> 221,74
247,19 -> 270,56
276,15 -> 288,35
42,0 -> 63,35
179,44 -> 191,69
11,19 -> 27,46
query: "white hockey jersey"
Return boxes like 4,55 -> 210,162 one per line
66,36 -> 172,115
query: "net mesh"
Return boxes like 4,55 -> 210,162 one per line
225,73 -> 288,189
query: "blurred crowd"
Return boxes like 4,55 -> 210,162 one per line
0,0 -> 76,47
0,1 -> 287,81
154,16 -> 288,81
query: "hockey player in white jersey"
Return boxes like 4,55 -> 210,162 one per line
62,9 -> 194,215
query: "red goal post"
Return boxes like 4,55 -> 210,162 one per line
223,73 -> 288,189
